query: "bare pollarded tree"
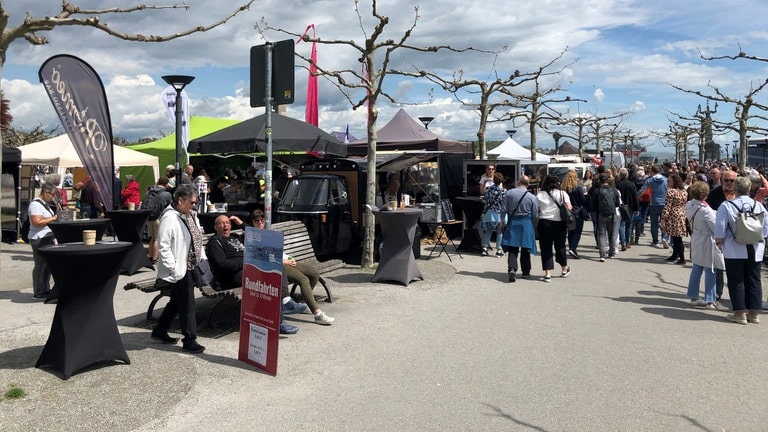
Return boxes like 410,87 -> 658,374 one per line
670,81 -> 768,170
259,0 -> 480,267
399,48 -> 522,159
0,1 -> 254,250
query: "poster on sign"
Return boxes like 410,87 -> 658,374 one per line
239,226 -> 283,376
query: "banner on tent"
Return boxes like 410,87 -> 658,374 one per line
38,54 -> 114,210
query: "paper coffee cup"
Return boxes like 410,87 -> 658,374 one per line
83,230 -> 96,245
127,202 -> 135,211
388,200 -> 397,210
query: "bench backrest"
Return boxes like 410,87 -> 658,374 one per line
272,220 -> 318,262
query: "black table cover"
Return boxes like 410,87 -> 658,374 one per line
36,241 -> 132,379
106,210 -> 153,275
372,208 -> 423,286
48,218 -> 111,244
455,197 -> 484,252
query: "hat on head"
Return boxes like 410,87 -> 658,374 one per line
166,164 -> 175,171
598,173 -> 609,182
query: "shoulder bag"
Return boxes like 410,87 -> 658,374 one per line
548,190 -> 576,230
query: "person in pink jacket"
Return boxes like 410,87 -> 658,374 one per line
120,174 -> 141,208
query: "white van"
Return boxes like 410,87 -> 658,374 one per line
547,162 -> 593,181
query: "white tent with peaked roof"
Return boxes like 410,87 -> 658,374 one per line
487,136 -> 550,162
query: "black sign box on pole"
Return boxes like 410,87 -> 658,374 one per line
250,39 -> 295,108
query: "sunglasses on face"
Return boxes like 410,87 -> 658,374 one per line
254,218 -> 265,222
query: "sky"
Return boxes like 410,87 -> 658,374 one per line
3,0 -> 768,155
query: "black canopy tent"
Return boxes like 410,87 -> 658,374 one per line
187,113 -> 346,157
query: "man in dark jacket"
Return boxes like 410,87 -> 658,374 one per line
206,215 -> 302,334
616,168 -> 639,251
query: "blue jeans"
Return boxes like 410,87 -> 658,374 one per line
648,205 -> 664,244
482,221 -> 502,251
687,264 -> 717,303
619,219 -> 632,246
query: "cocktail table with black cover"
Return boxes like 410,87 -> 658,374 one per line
455,197 -> 484,252
47,218 -> 111,244
373,208 -> 423,286
106,210 -> 153,275
36,241 -> 132,379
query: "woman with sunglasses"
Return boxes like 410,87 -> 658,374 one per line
479,164 -> 496,195
151,184 -> 207,354
251,210 -> 334,325
28,183 -> 58,299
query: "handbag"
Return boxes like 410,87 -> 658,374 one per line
619,204 -> 631,222
192,259 -> 215,286
549,191 -> 576,230
726,201 -> 765,245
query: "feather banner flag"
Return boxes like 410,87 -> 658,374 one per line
161,85 -> 191,163
297,24 -> 319,126
38,54 -> 114,210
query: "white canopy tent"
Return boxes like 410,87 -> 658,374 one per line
18,134 -> 160,180
487,137 -> 550,162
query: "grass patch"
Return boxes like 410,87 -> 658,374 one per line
4,384 -> 27,399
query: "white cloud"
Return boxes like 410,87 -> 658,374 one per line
2,0 -> 768,155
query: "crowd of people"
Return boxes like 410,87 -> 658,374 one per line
482,159 -> 768,325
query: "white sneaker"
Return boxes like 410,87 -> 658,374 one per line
690,299 -> 706,307
661,239 -> 669,249
314,311 -> 335,325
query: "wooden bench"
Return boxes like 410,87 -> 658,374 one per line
272,220 -> 346,303
124,221 -> 344,321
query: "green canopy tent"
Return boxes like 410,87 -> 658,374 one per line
129,116 -> 240,170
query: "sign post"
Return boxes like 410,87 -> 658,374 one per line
238,226 -> 284,375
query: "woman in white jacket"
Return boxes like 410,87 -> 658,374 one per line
151,184 -> 207,353
685,181 -> 724,309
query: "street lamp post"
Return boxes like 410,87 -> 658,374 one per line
162,75 -> 195,188
418,116 -> 434,129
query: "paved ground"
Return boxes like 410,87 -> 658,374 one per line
1,228 -> 767,432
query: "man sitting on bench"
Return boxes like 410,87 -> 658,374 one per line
206,214 -> 302,335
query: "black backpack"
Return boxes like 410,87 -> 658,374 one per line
597,187 -> 617,217
141,188 -> 163,221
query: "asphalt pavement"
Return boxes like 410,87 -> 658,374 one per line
1,228 -> 767,432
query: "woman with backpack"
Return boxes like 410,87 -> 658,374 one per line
714,176 -> 768,325
481,172 -> 506,257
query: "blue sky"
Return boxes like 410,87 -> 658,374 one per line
3,0 -> 768,156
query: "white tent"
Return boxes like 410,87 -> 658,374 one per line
18,134 -> 159,180
487,137 -> 550,162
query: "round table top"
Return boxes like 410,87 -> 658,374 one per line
48,218 -> 111,227
39,241 -> 132,256
106,210 -> 151,215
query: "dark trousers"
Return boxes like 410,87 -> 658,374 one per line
30,235 -> 56,295
156,273 -> 198,342
724,246 -> 763,311
506,246 -> 532,275
538,219 -> 567,271
567,213 -> 585,252
670,236 -> 684,260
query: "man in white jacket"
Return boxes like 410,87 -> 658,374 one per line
151,184 -> 207,354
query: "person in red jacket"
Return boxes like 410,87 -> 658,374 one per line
120,174 -> 141,209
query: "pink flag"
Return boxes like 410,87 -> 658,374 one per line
298,24 -> 319,126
